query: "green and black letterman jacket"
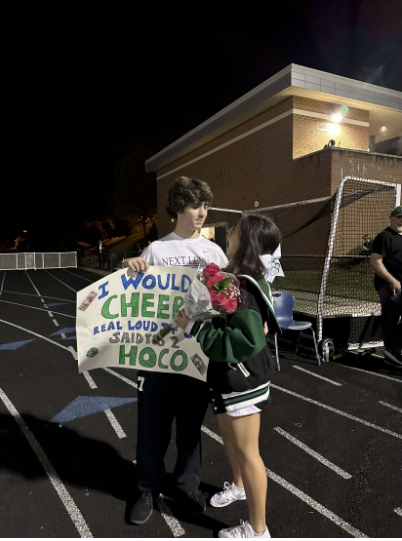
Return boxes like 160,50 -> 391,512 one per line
189,276 -> 281,413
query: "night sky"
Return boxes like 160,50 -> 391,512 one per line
5,0 -> 402,241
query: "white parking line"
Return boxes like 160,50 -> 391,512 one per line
292,365 -> 343,386
63,269 -> 95,283
0,299 -> 75,319
271,384 -> 402,440
0,318 -> 75,357
0,386 -> 93,538
52,319 -> 60,327
330,363 -> 402,384
104,409 -> 127,439
201,425 -> 368,538
44,270 -> 77,293
273,427 -> 352,479
378,401 -> 402,414
394,507 -> 402,517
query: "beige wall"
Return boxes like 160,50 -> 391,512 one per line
155,96 -> 400,238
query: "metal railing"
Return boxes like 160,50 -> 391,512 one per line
0,252 -> 77,270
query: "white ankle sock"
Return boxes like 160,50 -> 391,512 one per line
233,483 -> 245,492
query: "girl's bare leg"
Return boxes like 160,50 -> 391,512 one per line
217,414 -> 244,489
219,412 -> 267,534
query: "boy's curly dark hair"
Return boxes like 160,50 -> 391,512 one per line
165,176 -> 214,218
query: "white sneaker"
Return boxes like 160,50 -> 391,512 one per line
218,519 -> 271,538
210,482 -> 247,508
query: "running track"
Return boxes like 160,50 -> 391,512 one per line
0,267 -> 401,538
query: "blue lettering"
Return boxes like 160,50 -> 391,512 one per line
151,321 -> 158,332
143,321 -> 150,331
171,274 -> 180,291
117,321 -> 123,330
107,322 -> 115,331
121,273 -> 144,290
135,321 -> 142,330
101,324 -> 106,332
158,274 -> 171,290
143,275 -> 156,290
128,321 -> 135,330
181,274 -> 191,293
98,281 -> 109,299
94,327 -> 99,335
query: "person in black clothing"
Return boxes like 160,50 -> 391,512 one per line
370,206 -> 402,366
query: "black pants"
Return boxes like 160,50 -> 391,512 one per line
378,285 -> 402,352
136,371 -> 209,493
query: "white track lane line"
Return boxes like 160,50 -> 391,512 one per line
44,270 -> 77,293
157,495 -> 186,538
0,386 -> 93,538
104,409 -> 127,439
83,371 -> 97,389
378,401 -> 402,414
0,271 -> 6,295
103,368 -> 138,389
25,270 -> 42,297
271,384 -> 402,440
273,427 -> 352,479
0,299 -> 75,319
292,365 -> 343,386
2,290 -> 76,303
329,362 -> 402,384
62,269 -> 96,283
394,507 -> 402,517
101,368 -> 186,537
0,318 -> 74,357
201,426 -> 368,538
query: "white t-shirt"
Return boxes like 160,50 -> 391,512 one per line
141,232 -> 228,269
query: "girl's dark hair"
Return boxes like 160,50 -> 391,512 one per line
165,176 -> 213,218
225,214 -> 281,280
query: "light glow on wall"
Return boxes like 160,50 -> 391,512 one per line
327,123 -> 341,137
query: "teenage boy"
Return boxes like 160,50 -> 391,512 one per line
122,176 -> 228,524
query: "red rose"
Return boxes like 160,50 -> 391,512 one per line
224,297 -> 238,313
207,272 -> 226,289
203,263 -> 220,280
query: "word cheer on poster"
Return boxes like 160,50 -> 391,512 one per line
76,267 -> 209,381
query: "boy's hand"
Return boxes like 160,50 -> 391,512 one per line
389,277 -> 401,296
176,309 -> 191,330
122,257 -> 149,273
263,322 -> 269,335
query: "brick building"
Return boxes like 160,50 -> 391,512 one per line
145,64 -> 401,243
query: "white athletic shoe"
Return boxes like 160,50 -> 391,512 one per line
210,482 -> 247,508
218,519 -> 271,538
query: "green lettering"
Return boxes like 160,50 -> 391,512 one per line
170,350 -> 188,372
142,294 -> 155,317
119,345 -> 137,366
157,295 -> 171,319
121,293 -> 139,317
172,296 -> 184,318
139,347 -> 157,368
158,349 -> 169,369
102,295 -> 118,319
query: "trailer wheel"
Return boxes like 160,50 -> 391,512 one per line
318,339 -> 335,362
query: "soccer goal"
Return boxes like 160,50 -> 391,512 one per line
207,177 -> 400,360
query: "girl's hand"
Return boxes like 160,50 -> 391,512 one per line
263,322 -> 269,335
176,309 -> 191,330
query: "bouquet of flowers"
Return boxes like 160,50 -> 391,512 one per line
152,263 -> 241,344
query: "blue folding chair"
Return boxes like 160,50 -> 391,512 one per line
272,291 -> 321,370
